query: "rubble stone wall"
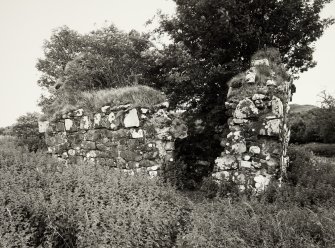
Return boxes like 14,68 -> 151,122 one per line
213,58 -> 292,192
39,102 -> 187,177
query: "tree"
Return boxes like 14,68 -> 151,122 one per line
153,0 -> 334,114
290,91 -> 335,144
318,91 -> 335,143
36,25 -> 154,114
147,0 -> 334,187
12,113 -> 46,152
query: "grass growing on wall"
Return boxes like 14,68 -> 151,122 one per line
81,85 -> 167,111
42,85 -> 167,120
228,48 -> 290,102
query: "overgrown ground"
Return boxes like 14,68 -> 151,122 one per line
1,136 -> 335,247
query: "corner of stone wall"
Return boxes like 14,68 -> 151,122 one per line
39,101 -> 188,178
213,58 -> 292,192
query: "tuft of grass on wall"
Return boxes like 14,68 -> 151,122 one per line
42,85 -> 167,120
80,85 -> 166,111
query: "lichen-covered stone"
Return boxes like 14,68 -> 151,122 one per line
38,121 -> 49,133
81,141 -> 96,150
215,155 -> 238,170
249,146 -> 261,154
74,109 -> 84,117
80,116 -> 91,130
252,94 -> 266,101
240,161 -> 252,168
245,68 -> 256,83
68,149 -> 76,156
165,142 -> 174,151
254,174 -> 271,191
148,171 -> 158,177
170,118 -> 188,139
266,79 -> 277,86
54,122 -> 64,132
94,113 -> 102,128
234,99 -> 259,119
101,106 -> 110,113
231,141 -> 247,154
271,96 -> 284,117
65,119 -> 74,131
141,108 -> 149,114
85,130 -> 105,141
87,150 -> 97,158
147,165 -> 160,171
265,119 -> 281,136
130,129 -> 144,139
252,59 -> 269,67
108,112 -> 117,129
212,171 -> 230,180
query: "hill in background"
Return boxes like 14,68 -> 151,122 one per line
289,104 -> 318,114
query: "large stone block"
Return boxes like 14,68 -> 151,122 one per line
234,99 -> 259,119
65,119 -> 78,132
38,121 -> 49,133
124,109 -> 140,128
215,155 -> 238,170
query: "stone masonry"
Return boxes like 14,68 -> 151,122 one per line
39,102 -> 187,177
213,58 -> 292,192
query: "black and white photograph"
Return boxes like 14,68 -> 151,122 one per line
0,0 -> 335,247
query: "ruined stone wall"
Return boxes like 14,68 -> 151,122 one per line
213,59 -> 292,192
39,102 -> 187,177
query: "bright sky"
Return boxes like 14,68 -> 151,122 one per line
0,0 -> 334,127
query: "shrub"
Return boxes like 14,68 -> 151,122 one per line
260,146 -> 335,207
11,112 -> 46,152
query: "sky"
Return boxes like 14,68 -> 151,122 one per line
0,0 -> 334,127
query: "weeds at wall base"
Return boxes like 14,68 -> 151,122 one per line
1,138 -> 335,247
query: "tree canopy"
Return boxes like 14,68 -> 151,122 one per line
36,25 -> 154,114
151,0 -> 334,115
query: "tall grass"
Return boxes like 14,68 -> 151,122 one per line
1,138 -> 335,247
0,138 -> 190,247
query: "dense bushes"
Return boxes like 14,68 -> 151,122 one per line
2,138 -> 335,247
0,137 -> 191,247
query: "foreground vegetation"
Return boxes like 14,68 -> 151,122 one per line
1,137 -> 335,247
